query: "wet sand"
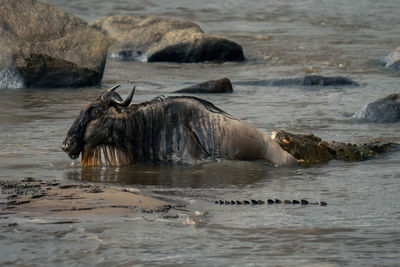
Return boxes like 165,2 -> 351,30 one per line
0,178 -> 185,222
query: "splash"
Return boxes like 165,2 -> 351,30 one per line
108,50 -> 148,62
0,67 -> 25,89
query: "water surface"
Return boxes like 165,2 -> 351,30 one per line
1,0 -> 400,266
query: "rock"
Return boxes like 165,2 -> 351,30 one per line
0,0 -> 108,88
299,75 -> 357,86
271,130 -> 395,166
90,15 -> 244,63
351,94 -> 400,123
381,47 -> 400,70
173,78 -> 233,93
234,75 -> 358,87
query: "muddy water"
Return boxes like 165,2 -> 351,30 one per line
1,0 -> 400,266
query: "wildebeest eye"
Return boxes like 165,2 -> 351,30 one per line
92,108 -> 101,116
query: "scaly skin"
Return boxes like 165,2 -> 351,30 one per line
214,199 -> 327,206
271,130 -> 397,166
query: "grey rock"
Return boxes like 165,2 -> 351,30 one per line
0,0 -> 108,88
352,94 -> 400,123
234,75 -> 358,87
90,15 -> 244,63
173,78 -> 233,94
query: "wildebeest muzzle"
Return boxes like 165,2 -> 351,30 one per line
62,136 -> 81,160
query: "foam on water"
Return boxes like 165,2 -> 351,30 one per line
0,67 -> 25,89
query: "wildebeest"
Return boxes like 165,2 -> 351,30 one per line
62,85 -> 297,167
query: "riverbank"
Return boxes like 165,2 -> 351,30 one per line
0,177 -> 189,223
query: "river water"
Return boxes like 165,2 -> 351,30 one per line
1,0 -> 400,266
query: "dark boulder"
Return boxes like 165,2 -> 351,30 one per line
271,130 -> 396,166
0,0 -> 108,88
173,78 -> 233,94
381,47 -> 400,70
90,15 -> 244,63
299,75 -> 357,86
351,94 -> 400,123
234,75 -> 358,87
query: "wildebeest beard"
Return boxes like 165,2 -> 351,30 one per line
81,144 -> 131,167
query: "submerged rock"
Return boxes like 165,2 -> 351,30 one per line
90,15 -> 244,63
173,78 -> 233,93
351,94 -> 400,123
0,0 -> 108,88
271,130 -> 396,166
234,75 -> 358,87
381,47 -> 400,70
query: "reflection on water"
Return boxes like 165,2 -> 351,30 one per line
66,161 -> 290,187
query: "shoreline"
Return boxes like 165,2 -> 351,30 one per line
0,178 -> 189,224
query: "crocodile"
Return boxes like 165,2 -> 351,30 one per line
215,199 -> 327,206
271,130 -> 398,166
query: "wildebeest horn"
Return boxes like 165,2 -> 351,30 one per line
112,86 -> 135,107
107,84 -> 121,92
101,84 -> 121,101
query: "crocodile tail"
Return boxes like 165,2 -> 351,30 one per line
215,199 -> 327,206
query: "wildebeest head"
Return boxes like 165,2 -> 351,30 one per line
62,84 -> 135,165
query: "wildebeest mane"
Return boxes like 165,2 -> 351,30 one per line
128,95 -> 235,119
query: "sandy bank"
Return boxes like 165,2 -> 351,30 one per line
0,178 -> 186,222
